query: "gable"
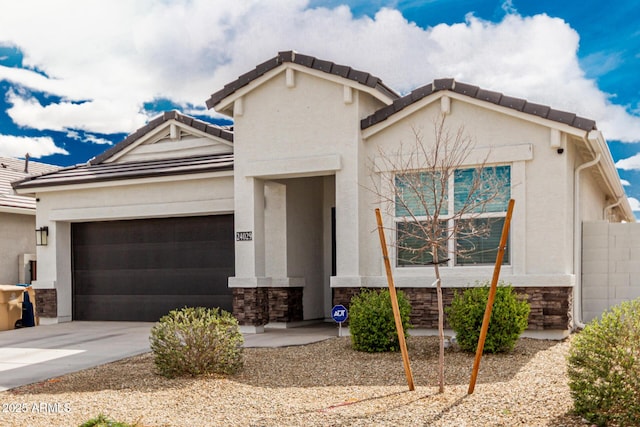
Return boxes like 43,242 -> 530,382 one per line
361,79 -> 597,137
91,111 -> 233,165
105,120 -> 233,164
207,51 -> 398,117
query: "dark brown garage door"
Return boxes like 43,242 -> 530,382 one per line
72,215 -> 234,321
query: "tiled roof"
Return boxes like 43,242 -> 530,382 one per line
13,154 -> 234,190
0,157 -> 59,211
91,110 -> 234,165
361,78 -> 597,131
206,50 -> 399,109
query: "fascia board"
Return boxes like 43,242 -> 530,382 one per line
361,91 -> 445,139
0,205 -> 35,215
214,63 -> 395,115
213,67 -> 287,113
105,120 -> 233,164
13,169 -> 234,194
361,91 -> 589,140
289,64 -> 395,105
586,130 -> 635,221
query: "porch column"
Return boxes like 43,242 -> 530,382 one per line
229,177 -> 268,331
334,169 -> 360,278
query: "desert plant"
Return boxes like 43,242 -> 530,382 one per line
349,288 -> 412,352
79,414 -> 139,427
567,298 -> 640,426
446,281 -> 529,353
150,306 -> 244,378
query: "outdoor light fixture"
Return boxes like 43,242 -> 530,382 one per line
35,226 -> 49,246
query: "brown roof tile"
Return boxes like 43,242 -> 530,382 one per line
0,157 -> 60,209
90,111 -> 233,165
361,78 -> 598,132
13,154 -> 233,191
206,51 -> 399,109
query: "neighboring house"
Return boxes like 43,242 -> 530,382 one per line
0,156 -> 58,286
14,51 -> 634,337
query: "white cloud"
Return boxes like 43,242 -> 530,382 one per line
0,1 -> 639,143
621,179 -> 631,186
0,134 -> 69,158
627,196 -> 640,211
615,154 -> 640,171
6,90 -> 148,134
66,130 -> 112,145
84,135 -> 113,145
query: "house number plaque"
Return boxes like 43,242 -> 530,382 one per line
236,231 -> 253,241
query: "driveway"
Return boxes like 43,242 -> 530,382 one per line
0,321 -> 338,391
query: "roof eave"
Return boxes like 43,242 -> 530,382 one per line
91,111 -> 233,165
207,50 -> 399,112
585,130 -> 635,222
362,89 -> 596,140
13,166 -> 234,194
0,205 -> 35,215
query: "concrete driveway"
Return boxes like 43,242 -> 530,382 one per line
0,321 -> 338,391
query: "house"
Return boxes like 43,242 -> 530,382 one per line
14,51 -> 634,337
1,156 -> 58,286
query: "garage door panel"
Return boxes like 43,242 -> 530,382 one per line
74,295 -> 234,321
74,241 -> 235,270
73,268 -> 234,295
72,215 -> 234,321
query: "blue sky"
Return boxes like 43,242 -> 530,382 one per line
0,0 -> 639,210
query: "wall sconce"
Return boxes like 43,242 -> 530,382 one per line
35,226 -> 49,246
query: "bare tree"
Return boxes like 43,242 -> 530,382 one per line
371,113 -> 510,393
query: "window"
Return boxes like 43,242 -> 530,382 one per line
395,165 -> 510,267
455,217 -> 509,265
397,220 -> 448,266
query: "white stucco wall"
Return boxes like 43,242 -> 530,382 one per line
228,67 -> 388,303
285,177 -> 325,319
362,95 -> 594,289
32,173 -> 234,322
0,212 -> 35,284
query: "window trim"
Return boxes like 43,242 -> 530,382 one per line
394,164 -> 511,268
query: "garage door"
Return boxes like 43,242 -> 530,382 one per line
72,215 -> 234,321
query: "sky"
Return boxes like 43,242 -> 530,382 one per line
0,0 -> 639,211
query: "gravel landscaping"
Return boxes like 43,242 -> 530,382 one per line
1,335 -> 588,427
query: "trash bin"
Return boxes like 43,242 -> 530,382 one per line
0,285 -> 25,331
16,284 -> 37,328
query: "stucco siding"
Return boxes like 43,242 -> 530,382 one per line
0,212 -> 35,284
31,174 -> 234,321
285,177 -> 324,320
363,96 -> 575,286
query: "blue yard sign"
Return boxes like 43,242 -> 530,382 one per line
331,305 -> 348,322
331,305 -> 348,336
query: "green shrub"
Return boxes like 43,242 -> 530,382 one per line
348,288 -> 412,352
79,414 -> 138,427
150,306 -> 244,378
445,281 -> 530,353
567,298 -> 640,427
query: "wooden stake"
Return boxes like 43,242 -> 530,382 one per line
468,199 -> 515,394
375,208 -> 415,391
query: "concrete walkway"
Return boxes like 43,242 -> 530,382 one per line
0,321 -> 338,391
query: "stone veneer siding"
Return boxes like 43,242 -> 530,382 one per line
233,287 -> 303,326
268,288 -> 303,322
333,286 -> 572,330
34,288 -> 57,318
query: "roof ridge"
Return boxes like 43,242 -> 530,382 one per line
360,78 -> 597,132
206,50 -> 400,109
